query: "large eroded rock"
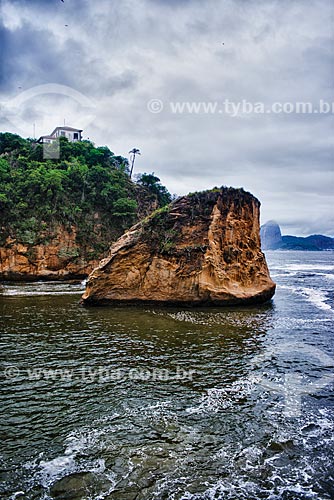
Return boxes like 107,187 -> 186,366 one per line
82,187 -> 276,306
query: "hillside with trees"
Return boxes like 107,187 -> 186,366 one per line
0,132 -> 171,279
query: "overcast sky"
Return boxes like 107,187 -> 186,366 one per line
0,0 -> 333,236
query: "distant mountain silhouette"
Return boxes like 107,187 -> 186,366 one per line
260,220 -> 282,250
260,221 -> 334,251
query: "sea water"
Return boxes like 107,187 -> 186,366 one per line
0,251 -> 333,499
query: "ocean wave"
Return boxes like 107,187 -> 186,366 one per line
270,272 -> 298,278
273,317 -> 332,330
321,273 -> 334,280
2,290 -> 84,297
35,453 -> 106,488
279,285 -> 332,311
276,264 -> 334,272
1,282 -> 85,297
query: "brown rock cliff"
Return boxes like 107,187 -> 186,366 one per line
0,187 -> 159,281
82,187 -> 276,305
0,225 -> 99,280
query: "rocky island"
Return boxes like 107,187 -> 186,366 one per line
82,187 -> 276,306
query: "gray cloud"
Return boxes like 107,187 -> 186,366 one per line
0,0 -> 333,236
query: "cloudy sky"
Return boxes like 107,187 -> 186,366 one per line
0,0 -> 333,236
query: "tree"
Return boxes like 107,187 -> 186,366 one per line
128,148 -> 141,178
0,132 -> 27,155
112,198 -> 138,218
136,173 -> 172,206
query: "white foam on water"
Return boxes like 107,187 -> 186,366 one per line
38,455 -> 77,482
270,271 -> 298,278
270,267 -> 334,283
179,478 -> 262,500
65,427 -> 109,457
1,281 -> 86,297
2,289 -> 83,296
24,422 -> 122,499
322,273 -> 334,280
296,287 -> 332,311
36,450 -> 106,488
279,285 -> 332,311
9,492 -> 26,500
275,317 -> 332,327
276,264 -> 334,272
236,445 -> 263,470
186,388 -> 233,414
186,378 -> 257,415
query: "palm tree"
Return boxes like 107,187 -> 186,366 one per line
128,148 -> 141,178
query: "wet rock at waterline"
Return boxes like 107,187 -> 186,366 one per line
49,472 -> 114,500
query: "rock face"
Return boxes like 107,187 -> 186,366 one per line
0,192 -> 160,281
260,220 -> 282,250
82,187 -> 276,306
0,225 -> 99,280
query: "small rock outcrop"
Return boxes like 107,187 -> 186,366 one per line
260,220 -> 282,250
82,187 -> 276,306
49,472 -> 113,500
